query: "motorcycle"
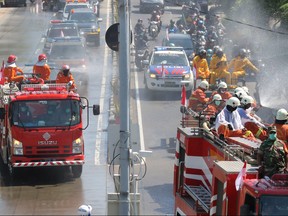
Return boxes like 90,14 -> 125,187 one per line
135,48 -> 149,70
148,21 -> 159,39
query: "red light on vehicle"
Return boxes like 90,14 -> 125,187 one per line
50,20 -> 62,23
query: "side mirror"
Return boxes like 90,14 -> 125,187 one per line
93,104 -> 100,115
97,18 -> 103,23
0,108 -> 5,120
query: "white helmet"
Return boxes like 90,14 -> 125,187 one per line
226,97 -> 240,108
234,90 -> 247,99
218,81 -> 227,89
78,205 -> 92,216
241,86 -> 249,95
199,80 -> 209,90
276,108 -> 288,121
212,94 -> 222,101
241,95 -> 254,105
234,87 -> 244,94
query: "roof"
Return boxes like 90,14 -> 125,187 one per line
69,7 -> 94,13
166,33 -> 192,40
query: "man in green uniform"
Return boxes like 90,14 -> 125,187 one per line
257,126 -> 288,178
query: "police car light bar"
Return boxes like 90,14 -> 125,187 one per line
154,46 -> 184,51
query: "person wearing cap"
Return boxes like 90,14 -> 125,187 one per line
237,95 -> 268,141
257,126 -> 288,178
33,53 -> 51,81
273,108 -> 288,146
188,80 -> 210,112
215,97 -> 255,141
3,54 -> 25,83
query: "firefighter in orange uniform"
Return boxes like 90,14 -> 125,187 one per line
33,54 -> 51,81
192,49 -> 210,80
273,108 -> 288,147
237,95 -> 268,141
3,55 -> 25,83
228,48 -> 259,85
210,81 -> 232,109
56,65 -> 76,91
188,80 -> 209,112
215,97 -> 255,141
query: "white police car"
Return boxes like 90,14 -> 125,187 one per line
143,46 -> 194,91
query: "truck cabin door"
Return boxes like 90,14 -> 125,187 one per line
239,193 -> 256,215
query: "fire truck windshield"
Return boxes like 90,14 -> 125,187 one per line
11,100 -> 81,128
259,195 -> 288,215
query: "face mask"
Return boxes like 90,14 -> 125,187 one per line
215,101 -> 221,106
269,133 -> 276,140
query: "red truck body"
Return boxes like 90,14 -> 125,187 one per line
0,83 -> 97,178
174,124 -> 288,215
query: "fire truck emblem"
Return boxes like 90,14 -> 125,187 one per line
43,132 -> 51,141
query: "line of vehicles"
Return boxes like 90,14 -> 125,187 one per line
0,0 -> 103,179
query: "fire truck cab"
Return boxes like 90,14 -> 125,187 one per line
0,83 -> 99,178
174,124 -> 288,215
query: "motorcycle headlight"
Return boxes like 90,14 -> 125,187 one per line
13,139 -> 23,155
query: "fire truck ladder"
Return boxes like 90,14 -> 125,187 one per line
223,144 -> 245,161
184,185 -> 211,213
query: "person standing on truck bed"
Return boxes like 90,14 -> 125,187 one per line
273,108 -> 288,147
257,126 -> 288,178
33,54 -> 51,81
215,96 -> 255,141
56,64 -> 76,91
3,55 -> 25,83
188,80 -> 210,112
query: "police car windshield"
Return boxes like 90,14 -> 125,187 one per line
48,28 -> 78,38
50,44 -> 85,59
65,4 -> 89,13
12,100 -> 81,128
151,53 -> 188,66
69,12 -> 96,22
167,38 -> 193,50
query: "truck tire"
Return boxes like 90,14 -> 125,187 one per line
71,165 -> 83,178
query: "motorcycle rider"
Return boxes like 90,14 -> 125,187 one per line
150,8 -> 162,31
56,65 -> 76,91
3,54 -> 25,83
188,80 -> 210,112
134,31 -> 148,50
33,53 -> 51,81
228,48 -> 259,85
206,49 -> 213,66
206,26 -> 219,49
177,24 -> 186,34
209,48 -> 231,85
134,19 -> 145,36
167,19 -> 178,33
237,95 -> 268,141
215,97 -> 255,141
192,49 -> 210,80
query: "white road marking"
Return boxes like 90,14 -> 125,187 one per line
95,0 -> 110,165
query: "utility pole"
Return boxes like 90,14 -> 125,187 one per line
118,0 -> 130,214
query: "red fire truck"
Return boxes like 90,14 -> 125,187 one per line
0,82 -> 99,178
174,109 -> 288,215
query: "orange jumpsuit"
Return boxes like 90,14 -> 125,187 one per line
274,123 -> 288,145
3,65 -> 24,83
56,71 -> 76,90
192,56 -> 210,79
33,63 -> 51,81
188,88 -> 209,112
228,56 -> 259,85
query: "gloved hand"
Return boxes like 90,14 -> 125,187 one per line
227,124 -> 233,130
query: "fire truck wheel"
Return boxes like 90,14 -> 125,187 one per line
71,165 -> 83,178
